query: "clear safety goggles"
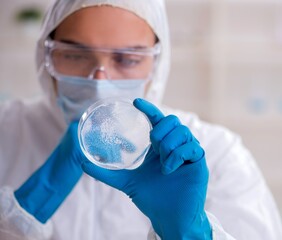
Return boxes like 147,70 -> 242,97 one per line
44,38 -> 161,80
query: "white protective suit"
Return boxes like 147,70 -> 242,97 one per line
1,0 -> 282,239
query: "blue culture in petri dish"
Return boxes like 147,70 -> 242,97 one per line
78,97 -> 151,170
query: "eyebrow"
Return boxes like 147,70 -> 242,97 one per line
58,39 -> 151,50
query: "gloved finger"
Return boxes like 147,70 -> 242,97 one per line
159,125 -> 192,164
161,141 -> 205,175
65,121 -> 80,140
69,121 -> 79,131
81,159 -> 132,191
150,115 -> 181,154
133,98 -> 165,126
64,121 -> 86,160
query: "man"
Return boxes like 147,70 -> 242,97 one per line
0,1 -> 281,239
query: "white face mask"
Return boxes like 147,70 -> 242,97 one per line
56,75 -> 146,124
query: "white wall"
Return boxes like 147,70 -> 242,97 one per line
0,0 -> 51,100
0,0 -> 281,214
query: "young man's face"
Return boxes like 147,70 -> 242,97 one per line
52,5 -> 156,81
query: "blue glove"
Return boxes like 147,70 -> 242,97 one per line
14,122 -> 87,223
82,98 -> 212,240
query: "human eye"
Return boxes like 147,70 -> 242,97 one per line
61,50 -> 89,62
113,53 -> 144,68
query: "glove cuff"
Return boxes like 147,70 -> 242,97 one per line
14,176 -> 63,223
14,142 -> 83,223
187,210 -> 212,239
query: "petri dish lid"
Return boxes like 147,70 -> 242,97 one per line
78,97 -> 151,170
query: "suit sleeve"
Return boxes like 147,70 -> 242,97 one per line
0,187 -> 53,240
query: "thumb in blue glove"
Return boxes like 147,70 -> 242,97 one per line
82,98 -> 212,240
14,122 -> 87,223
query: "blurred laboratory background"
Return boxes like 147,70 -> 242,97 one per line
0,0 -> 281,215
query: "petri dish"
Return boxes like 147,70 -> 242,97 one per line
78,97 -> 151,170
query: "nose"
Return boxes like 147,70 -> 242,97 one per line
88,66 -> 110,80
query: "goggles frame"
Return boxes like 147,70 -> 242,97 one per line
44,38 -> 161,80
